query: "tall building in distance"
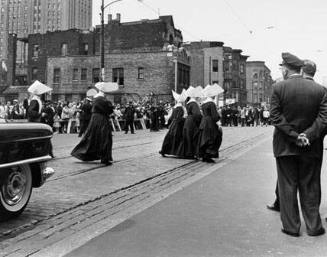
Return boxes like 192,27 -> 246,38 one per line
246,61 -> 273,106
0,0 -> 92,61
184,41 -> 224,90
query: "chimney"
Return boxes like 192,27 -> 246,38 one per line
116,13 -> 121,23
108,14 -> 112,23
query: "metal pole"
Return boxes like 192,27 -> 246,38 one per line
174,58 -> 178,92
101,0 -> 105,81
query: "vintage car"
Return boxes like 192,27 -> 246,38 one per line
0,121 -> 54,221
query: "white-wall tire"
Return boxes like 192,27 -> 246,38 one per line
0,164 -> 32,221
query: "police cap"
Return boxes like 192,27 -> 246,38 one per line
279,52 -> 304,69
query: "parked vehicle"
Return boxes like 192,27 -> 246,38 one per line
0,121 -> 54,221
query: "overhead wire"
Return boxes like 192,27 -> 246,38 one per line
221,0 -> 254,34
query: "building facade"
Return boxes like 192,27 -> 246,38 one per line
245,61 -> 273,106
0,0 -> 92,61
184,41 -> 224,88
223,47 -> 248,106
3,15 -> 190,103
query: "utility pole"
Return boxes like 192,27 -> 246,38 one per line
100,0 -> 122,82
101,0 -> 105,81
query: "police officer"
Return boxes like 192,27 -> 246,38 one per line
270,53 -> 327,237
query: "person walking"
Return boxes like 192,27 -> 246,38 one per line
159,90 -> 186,157
71,82 -> 117,166
270,52 -> 327,237
197,85 -> 223,163
178,86 -> 202,159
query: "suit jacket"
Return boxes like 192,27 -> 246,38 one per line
270,74 -> 327,158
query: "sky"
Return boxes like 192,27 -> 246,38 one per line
92,0 -> 327,83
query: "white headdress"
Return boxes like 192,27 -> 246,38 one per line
202,83 -> 224,98
172,90 -> 187,103
94,82 -> 119,93
28,80 -> 52,95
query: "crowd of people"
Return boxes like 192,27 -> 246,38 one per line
219,105 -> 270,127
0,97 -> 271,133
0,98 -> 174,134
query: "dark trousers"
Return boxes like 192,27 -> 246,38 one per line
274,181 -> 279,207
276,155 -> 323,234
124,119 -> 134,133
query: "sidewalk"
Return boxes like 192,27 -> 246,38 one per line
65,133 -> 327,257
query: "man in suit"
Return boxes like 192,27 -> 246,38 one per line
267,59 -> 319,213
124,101 -> 135,134
270,53 -> 327,237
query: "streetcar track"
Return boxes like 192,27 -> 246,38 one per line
50,141 -> 155,161
48,132 -> 268,182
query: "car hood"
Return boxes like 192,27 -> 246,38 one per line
0,123 -> 53,143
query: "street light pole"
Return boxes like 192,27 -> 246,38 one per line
100,0 -> 123,82
174,57 -> 178,92
101,0 -> 105,81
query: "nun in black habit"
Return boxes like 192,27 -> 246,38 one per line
27,80 -> 55,158
159,90 -> 186,157
71,82 -> 117,166
197,84 -> 223,163
178,86 -> 203,159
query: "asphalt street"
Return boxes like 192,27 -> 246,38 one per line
2,126 -> 312,257
66,134 -> 327,257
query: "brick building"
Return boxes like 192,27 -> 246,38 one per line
0,0 -> 92,61
3,15 -> 190,103
223,47 -> 248,106
184,41 -> 224,87
246,61 -> 273,106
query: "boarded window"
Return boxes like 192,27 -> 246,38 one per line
138,67 -> 144,79
212,59 -> 218,72
92,68 -> 100,83
72,68 -> 78,81
53,68 -> 61,83
81,68 -> 87,81
112,68 -> 124,85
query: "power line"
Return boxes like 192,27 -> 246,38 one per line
221,0 -> 253,34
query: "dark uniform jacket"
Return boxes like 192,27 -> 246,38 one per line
124,106 -> 135,121
270,74 -> 327,158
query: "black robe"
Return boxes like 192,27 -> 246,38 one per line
79,102 -> 92,135
160,106 -> 185,156
178,101 -> 202,158
197,101 -> 222,159
27,99 -> 42,122
71,96 -> 114,163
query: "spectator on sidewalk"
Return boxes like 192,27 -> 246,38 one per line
123,101 -> 135,134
